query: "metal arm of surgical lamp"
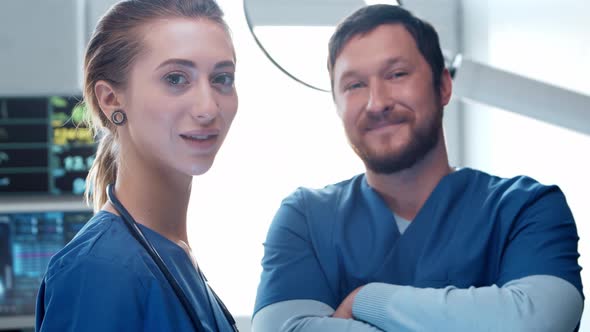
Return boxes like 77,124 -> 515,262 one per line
449,54 -> 590,137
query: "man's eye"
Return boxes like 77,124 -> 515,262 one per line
165,73 -> 189,86
387,71 -> 408,79
212,73 -> 235,86
346,82 -> 365,91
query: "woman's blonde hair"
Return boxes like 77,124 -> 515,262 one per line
83,0 -> 228,211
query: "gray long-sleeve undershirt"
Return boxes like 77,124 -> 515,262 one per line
252,275 -> 583,332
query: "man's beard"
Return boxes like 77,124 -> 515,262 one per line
352,108 -> 443,174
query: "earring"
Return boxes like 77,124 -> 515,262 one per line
111,110 -> 127,125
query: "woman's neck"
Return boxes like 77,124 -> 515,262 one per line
104,157 -> 193,245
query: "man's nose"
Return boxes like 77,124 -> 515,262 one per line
366,81 -> 393,115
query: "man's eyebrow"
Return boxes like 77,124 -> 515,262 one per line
338,57 -> 406,83
338,70 -> 360,84
384,57 -> 404,66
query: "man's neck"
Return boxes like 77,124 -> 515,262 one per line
365,139 -> 452,221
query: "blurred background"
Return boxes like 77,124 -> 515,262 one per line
0,0 -> 588,331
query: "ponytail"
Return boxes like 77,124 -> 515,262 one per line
85,131 -> 118,212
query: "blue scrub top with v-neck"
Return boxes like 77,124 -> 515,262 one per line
254,168 -> 583,314
36,211 -> 234,332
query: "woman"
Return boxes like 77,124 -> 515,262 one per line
35,0 -> 238,331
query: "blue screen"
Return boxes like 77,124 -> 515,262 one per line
0,210 -> 91,317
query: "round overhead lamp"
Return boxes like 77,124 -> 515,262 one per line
244,0 -> 404,92
364,0 -> 402,6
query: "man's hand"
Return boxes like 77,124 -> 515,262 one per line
332,286 -> 364,319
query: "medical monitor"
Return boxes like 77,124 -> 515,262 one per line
0,96 -> 96,196
0,205 -> 91,330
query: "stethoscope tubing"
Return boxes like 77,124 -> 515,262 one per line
106,184 -> 238,332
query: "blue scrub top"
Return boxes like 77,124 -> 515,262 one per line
255,168 -> 583,314
36,211 -> 234,332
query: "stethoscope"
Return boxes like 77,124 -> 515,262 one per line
107,184 -> 238,332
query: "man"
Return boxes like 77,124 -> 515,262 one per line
253,4 -> 583,332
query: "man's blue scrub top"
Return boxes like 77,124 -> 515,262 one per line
36,211 -> 232,332
255,168 -> 583,314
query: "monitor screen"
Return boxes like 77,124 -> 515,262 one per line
0,209 -> 91,329
0,96 -> 96,195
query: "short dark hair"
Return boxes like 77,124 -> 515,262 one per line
328,4 -> 444,91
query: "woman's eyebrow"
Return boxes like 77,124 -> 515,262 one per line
214,60 -> 235,71
156,58 -> 196,70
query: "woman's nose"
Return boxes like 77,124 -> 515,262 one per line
192,85 -> 219,125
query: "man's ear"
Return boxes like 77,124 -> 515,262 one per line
439,68 -> 453,107
94,80 -> 125,121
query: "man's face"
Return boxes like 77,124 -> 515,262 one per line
332,24 -> 451,174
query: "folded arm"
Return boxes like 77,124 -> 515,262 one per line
253,299 -> 383,332
352,275 -> 583,332
254,275 -> 582,332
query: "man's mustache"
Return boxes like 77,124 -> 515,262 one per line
362,108 -> 412,131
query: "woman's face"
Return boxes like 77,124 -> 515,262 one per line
120,18 -> 237,177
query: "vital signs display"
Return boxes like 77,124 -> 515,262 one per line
0,97 -> 96,195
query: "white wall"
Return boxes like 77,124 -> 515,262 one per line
186,0 -> 364,327
461,0 -> 590,329
0,0 -> 85,96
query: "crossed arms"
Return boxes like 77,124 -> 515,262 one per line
253,275 -> 583,331
253,185 -> 584,331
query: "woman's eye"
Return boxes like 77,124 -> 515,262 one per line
165,73 -> 189,86
212,73 -> 235,86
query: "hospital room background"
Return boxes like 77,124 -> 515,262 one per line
0,0 -> 588,331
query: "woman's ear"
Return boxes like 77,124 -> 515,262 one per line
94,80 -> 125,121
